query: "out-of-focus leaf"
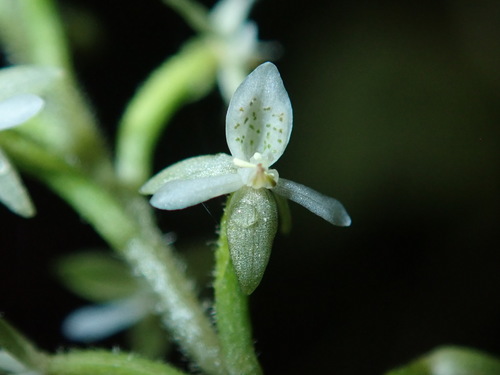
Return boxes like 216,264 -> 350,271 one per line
128,314 -> 171,360
55,251 -> 140,302
387,346 -> 500,375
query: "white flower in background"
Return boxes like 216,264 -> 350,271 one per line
209,0 -> 269,102
62,294 -> 153,343
0,93 -> 44,217
0,94 -> 44,131
142,62 -> 351,293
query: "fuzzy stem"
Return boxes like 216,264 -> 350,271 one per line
213,196 -> 263,375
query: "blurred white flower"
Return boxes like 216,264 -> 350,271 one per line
62,294 -> 153,343
0,92 -> 44,217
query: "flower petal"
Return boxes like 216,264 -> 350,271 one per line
274,178 -> 352,227
0,65 -> 61,101
62,297 -> 150,342
150,173 -> 243,210
0,148 -> 35,217
226,62 -> 292,165
226,186 -> 278,294
210,0 -> 256,36
140,153 -> 236,194
216,21 -> 259,103
0,94 -> 44,130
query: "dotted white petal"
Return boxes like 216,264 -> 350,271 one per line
0,94 -> 44,130
226,62 -> 292,165
150,173 -> 244,210
274,178 -> 352,227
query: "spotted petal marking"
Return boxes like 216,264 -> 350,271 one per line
226,62 -> 293,165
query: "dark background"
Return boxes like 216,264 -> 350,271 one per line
1,1 -> 500,374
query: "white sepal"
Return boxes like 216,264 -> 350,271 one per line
274,178 -> 352,227
0,149 -> 35,217
0,65 -> 61,100
210,0 -> 256,36
62,297 -> 150,343
141,153 -> 235,194
151,173 -> 243,210
226,186 -> 278,294
0,94 -> 44,130
225,62 -> 292,165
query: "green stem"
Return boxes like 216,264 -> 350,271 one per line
214,197 -> 263,375
115,38 -> 217,189
47,350 -> 188,375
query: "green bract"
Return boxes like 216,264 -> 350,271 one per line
143,62 -> 351,294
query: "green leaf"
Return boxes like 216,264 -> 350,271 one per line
55,251 -> 141,302
0,317 -> 46,370
226,186 -> 278,295
387,346 -> 500,375
46,350 -> 188,375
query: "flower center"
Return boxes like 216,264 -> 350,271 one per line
233,152 -> 279,189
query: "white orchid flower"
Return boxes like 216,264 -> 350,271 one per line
142,62 -> 351,293
209,0 -> 267,102
0,92 -> 45,217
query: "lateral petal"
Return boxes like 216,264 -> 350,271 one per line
140,153 -> 236,194
274,178 -> 351,227
150,173 -> 243,210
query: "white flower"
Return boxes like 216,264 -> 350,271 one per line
142,62 -> 351,293
208,0 -> 268,102
0,92 -> 44,217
